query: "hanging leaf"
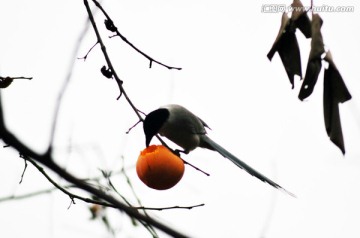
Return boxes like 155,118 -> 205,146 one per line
298,13 -> 325,100
267,13 -> 302,89
291,0 -> 312,38
267,12 -> 290,60
323,51 -> 352,154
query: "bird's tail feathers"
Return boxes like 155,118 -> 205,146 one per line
200,135 -> 295,197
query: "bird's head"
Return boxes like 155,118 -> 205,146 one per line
143,108 -> 170,147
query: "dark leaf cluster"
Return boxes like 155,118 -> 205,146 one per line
267,0 -> 352,154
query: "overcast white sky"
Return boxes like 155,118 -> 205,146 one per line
1,0 -> 360,237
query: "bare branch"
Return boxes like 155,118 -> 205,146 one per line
0,170 -> 124,203
0,184 -> 76,203
119,156 -> 158,236
126,119 -> 142,134
134,203 -> 205,211
82,5 -> 147,135
182,158 -> 210,176
68,198 -> 76,209
0,93 -> 188,237
91,0 -> 182,71
84,0 -> 209,180
101,169 -> 158,237
0,76 -> 32,80
0,76 -> 32,88
21,156 -> 113,208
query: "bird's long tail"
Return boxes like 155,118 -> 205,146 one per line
200,135 -> 295,197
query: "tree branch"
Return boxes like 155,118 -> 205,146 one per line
0,76 -> 32,80
22,156 -> 117,208
0,91 -> 189,238
19,159 -> 28,184
0,76 -> 32,88
134,204 -> 205,211
84,0 -> 209,180
91,0 -> 182,71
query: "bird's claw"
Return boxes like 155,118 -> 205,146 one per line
174,149 -> 189,157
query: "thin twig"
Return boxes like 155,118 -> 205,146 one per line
84,0 -> 125,99
137,109 -> 147,116
47,13 -> 94,155
91,0 -> 182,71
155,135 -> 210,176
126,119 -> 142,134
78,40 -> 99,61
102,170 -> 158,237
120,156 -> 145,207
21,155 -> 114,208
85,0 -> 209,179
68,198 -> 76,209
84,0 -> 145,125
0,76 -> 32,80
0,169 -> 124,203
19,159 -> 28,184
0,76 -> 32,88
134,203 -> 205,211
120,156 -> 158,237
0,101 -> 188,238
182,158 -> 210,176
0,184 -> 76,202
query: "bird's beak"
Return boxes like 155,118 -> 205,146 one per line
145,135 -> 153,147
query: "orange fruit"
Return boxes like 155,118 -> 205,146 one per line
136,145 -> 185,190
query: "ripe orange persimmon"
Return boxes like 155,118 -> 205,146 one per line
136,145 -> 185,190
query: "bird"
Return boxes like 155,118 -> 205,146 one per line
143,104 -> 295,197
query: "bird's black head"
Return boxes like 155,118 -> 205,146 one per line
143,108 -> 170,147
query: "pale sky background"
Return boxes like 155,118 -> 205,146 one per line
1,0 -> 360,237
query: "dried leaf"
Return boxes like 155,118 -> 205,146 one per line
298,58 -> 322,100
291,0 -> 311,38
323,51 -> 352,154
309,14 -> 325,59
298,13 -> 325,100
267,13 -> 302,88
267,12 -> 290,60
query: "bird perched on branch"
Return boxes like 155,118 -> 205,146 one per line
143,104 -> 294,196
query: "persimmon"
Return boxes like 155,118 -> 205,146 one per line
136,145 -> 185,190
